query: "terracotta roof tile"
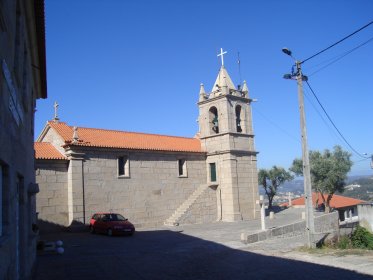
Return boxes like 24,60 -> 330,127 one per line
281,193 -> 365,209
47,121 -> 203,153
34,142 -> 66,160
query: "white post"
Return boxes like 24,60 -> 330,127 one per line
256,195 -> 266,231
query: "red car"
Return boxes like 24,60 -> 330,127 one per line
89,213 -> 135,236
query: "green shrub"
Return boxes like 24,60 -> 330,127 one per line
337,235 -> 351,249
351,226 -> 373,250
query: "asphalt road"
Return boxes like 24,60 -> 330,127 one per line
35,228 -> 373,280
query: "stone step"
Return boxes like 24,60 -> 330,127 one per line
164,184 -> 213,226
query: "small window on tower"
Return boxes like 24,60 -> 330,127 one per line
117,155 -> 130,178
178,159 -> 187,177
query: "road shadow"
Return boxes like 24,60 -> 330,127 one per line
37,219 -> 88,234
35,229 -> 373,280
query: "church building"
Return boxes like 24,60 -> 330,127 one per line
35,54 -> 260,229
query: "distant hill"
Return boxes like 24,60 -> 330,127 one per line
278,180 -> 304,194
259,175 -> 373,201
259,179 -> 304,196
340,175 -> 373,201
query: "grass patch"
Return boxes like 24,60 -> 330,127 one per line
297,246 -> 373,257
298,226 -> 373,255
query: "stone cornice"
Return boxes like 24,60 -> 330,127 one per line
197,94 -> 252,105
206,150 -> 259,156
63,145 -> 207,157
200,132 -> 254,140
64,147 -> 85,160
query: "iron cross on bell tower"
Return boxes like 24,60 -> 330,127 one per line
217,48 -> 227,66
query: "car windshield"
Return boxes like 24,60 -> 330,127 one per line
105,214 -> 126,221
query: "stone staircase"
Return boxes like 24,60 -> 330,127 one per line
164,183 -> 217,226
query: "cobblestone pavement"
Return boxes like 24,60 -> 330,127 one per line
34,209 -> 373,280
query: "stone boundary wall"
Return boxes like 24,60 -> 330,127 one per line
358,203 -> 373,232
241,211 -> 339,244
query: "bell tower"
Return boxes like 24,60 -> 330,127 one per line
198,50 -> 259,221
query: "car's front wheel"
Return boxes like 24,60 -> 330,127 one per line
107,228 -> 113,236
90,225 -> 95,234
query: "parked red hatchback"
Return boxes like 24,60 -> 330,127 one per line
89,213 -> 135,236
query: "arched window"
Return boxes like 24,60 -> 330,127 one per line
235,105 -> 242,132
209,107 -> 219,134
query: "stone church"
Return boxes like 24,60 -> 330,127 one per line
35,58 -> 260,229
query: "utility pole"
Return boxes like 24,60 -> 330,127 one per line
295,61 -> 315,248
282,47 -> 315,248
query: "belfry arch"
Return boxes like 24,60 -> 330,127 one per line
209,106 -> 219,134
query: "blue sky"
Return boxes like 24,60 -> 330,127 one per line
36,0 -> 373,176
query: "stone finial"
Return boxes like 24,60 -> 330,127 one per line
72,126 -> 79,144
241,80 -> 249,97
199,83 -> 207,102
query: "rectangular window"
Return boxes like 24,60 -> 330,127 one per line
118,155 -> 129,177
210,163 -> 217,182
178,159 -> 187,177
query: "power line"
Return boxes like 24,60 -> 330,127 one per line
305,81 -> 369,159
301,20 -> 373,64
353,158 -> 370,164
305,36 -> 373,71
303,89 -> 342,144
308,36 -> 373,77
252,107 -> 300,144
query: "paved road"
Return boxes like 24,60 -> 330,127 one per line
35,223 -> 373,280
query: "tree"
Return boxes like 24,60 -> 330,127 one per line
290,145 -> 352,213
258,166 -> 293,210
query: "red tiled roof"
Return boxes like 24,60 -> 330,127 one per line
47,121 -> 203,153
281,192 -> 365,209
34,142 -> 66,160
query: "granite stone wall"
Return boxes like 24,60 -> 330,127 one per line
81,149 -> 207,228
36,148 -> 210,228
35,160 -> 69,228
0,0 -> 46,278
